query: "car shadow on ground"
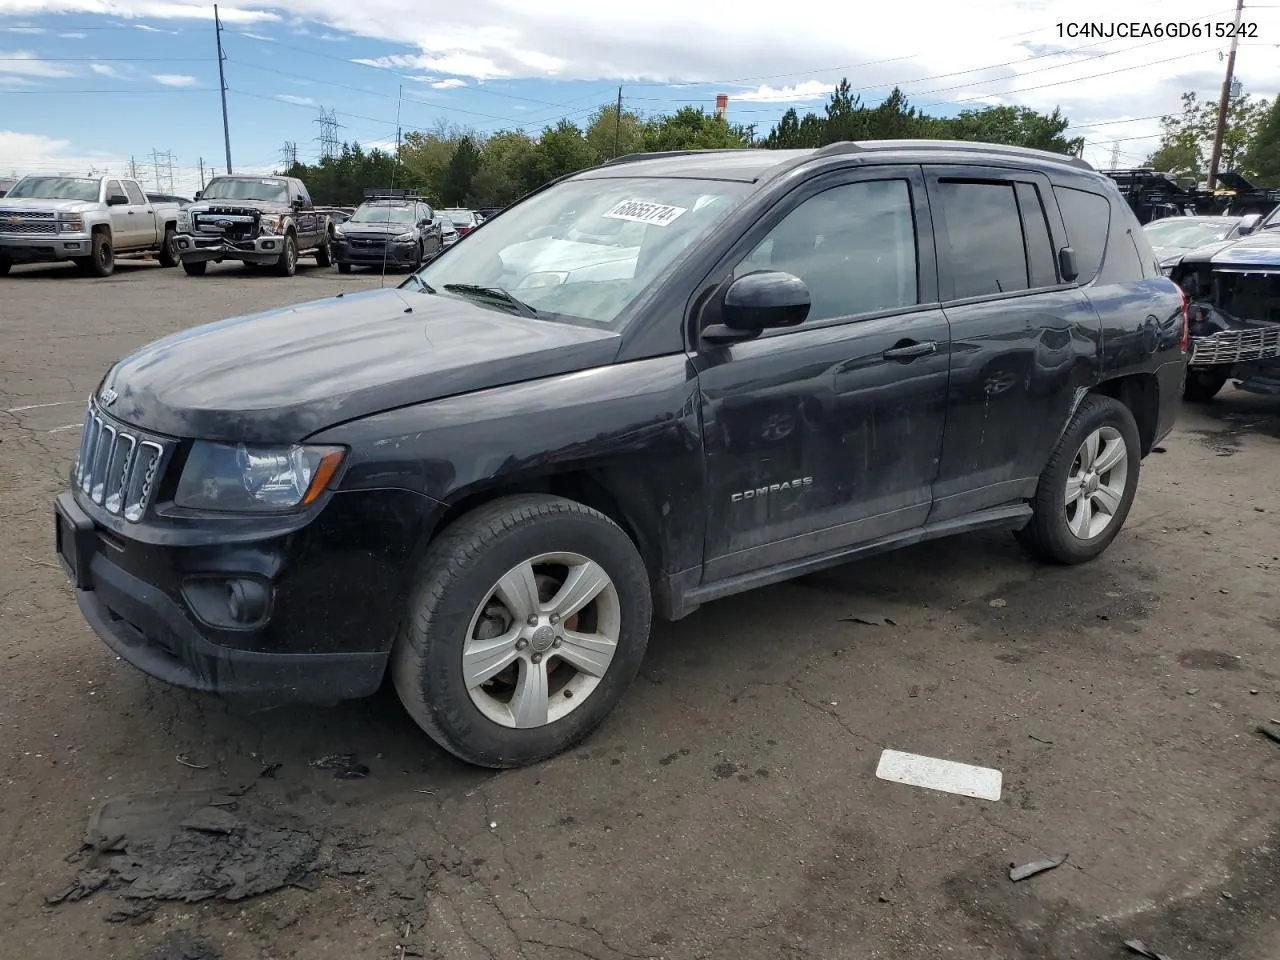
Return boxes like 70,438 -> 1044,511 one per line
1184,388 -> 1280,456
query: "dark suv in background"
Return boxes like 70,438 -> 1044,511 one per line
332,194 -> 444,273
55,140 -> 1187,769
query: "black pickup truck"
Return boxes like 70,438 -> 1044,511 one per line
174,175 -> 332,277
55,141 -> 1187,768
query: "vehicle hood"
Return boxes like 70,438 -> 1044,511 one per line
99,287 -> 621,444
188,199 -> 290,216
339,221 -> 416,235
1179,230 -> 1280,269
502,237 -> 639,273
1151,244 -> 1187,266
0,197 -> 99,215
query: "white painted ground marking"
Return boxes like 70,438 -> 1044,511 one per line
875,749 -> 1002,802
48,423 -> 83,433
5,400 -> 79,413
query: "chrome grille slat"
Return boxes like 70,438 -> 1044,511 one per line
72,403 -> 172,523
1190,326 -> 1280,365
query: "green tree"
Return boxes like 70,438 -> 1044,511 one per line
470,129 -> 537,206
1243,96 -> 1280,187
524,119 -> 595,186
640,106 -> 748,151
945,105 -> 1082,154
585,102 -> 644,162
1146,89 -> 1273,187
440,135 -> 481,205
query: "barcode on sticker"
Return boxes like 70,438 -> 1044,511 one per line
602,199 -> 687,227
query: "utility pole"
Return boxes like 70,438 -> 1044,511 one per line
129,156 -> 137,178
1207,0 -> 1246,192
612,86 -> 623,158
396,84 -> 403,154
214,4 -> 232,174
1109,141 -> 1121,170
198,157 -> 206,190
280,141 -> 297,169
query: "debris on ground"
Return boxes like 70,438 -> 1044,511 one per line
1255,723 -> 1280,746
175,754 -> 208,770
309,753 -> 370,779
1008,852 -> 1068,881
105,902 -> 157,925
1124,938 -> 1174,960
988,598 -> 1007,609
46,788 -> 319,911
875,749 -> 1002,802
840,614 -> 897,627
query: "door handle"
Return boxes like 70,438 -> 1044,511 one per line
883,340 -> 937,361
127,210 -> 136,215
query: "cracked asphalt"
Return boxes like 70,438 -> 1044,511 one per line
2,258 -> 1280,960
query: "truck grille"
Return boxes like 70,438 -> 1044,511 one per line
0,218 -> 57,235
191,209 -> 258,243
73,405 -> 172,522
1190,326 -> 1280,365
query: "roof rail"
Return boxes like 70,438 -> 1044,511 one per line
812,139 -> 1095,172
600,148 -> 751,167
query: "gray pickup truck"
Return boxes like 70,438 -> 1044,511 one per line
0,175 -> 181,277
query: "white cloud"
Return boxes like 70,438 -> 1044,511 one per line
90,62 -> 125,78
133,23 -> 167,32
240,31 -> 273,40
1,0 -> 1277,157
0,130 -> 126,179
733,81 -> 833,103
276,93 -> 316,106
57,31 -> 87,38
0,75 -> 37,87
431,78 -> 466,90
3,25 -> 47,34
152,73 -> 198,86
0,50 -> 74,77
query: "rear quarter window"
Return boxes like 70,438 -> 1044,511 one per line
1053,186 -> 1110,284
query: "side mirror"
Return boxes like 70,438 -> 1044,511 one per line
1237,221 -> 1256,236
107,193 -> 128,206
292,197 -> 304,210
193,190 -> 203,201
1058,247 -> 1079,283
702,271 -> 810,345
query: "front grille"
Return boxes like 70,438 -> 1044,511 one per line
0,219 -> 58,235
73,405 -> 172,522
349,236 -> 387,248
1190,326 -> 1280,365
191,209 -> 258,243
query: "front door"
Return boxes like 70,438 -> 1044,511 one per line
695,166 -> 952,582
105,180 -> 134,248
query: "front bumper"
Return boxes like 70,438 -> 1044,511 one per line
0,234 -> 92,262
54,487 -> 436,701
175,233 -> 286,265
332,239 -> 418,266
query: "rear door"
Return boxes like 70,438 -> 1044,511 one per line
122,181 -> 156,249
695,165 -> 952,581
924,165 -> 1103,522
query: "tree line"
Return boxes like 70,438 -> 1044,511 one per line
1147,89 -> 1279,189
280,77 -> 1280,208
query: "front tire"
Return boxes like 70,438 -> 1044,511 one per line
392,495 -> 652,769
182,259 -> 207,276
77,232 -> 114,277
274,232 -> 298,277
1015,394 -> 1141,565
1183,367 -> 1229,403
337,262 -> 352,275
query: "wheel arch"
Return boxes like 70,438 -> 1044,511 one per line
1093,372 -> 1159,456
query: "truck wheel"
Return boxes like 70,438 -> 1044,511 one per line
158,227 -> 179,267
1015,394 -> 1141,565
337,262 -> 352,275
182,260 -> 208,276
1183,368 -> 1228,403
392,494 -> 652,769
77,232 -> 114,277
274,232 -> 298,277
314,234 -> 333,267
0,260 -> 10,276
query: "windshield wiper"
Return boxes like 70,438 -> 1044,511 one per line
404,272 -> 436,294
442,283 -> 538,318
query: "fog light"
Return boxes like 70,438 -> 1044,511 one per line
262,240 -> 275,250
226,578 -> 270,624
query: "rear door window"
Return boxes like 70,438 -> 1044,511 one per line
934,180 -> 1029,299
1053,186 -> 1110,284
123,181 -> 147,206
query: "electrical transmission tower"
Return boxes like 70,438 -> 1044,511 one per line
314,108 -> 342,160
150,149 -> 177,193
280,141 -> 298,169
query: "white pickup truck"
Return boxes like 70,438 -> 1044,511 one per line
0,175 -> 182,277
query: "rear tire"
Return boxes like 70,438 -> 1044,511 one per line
392,494 -> 652,769
314,234 -> 333,267
158,227 -> 179,267
182,260 -> 208,276
1015,393 -> 1141,565
1183,368 -> 1228,403
0,260 -> 10,276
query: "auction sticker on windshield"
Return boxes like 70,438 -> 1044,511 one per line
603,199 -> 687,227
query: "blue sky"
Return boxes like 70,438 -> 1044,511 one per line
2,0 -> 1278,198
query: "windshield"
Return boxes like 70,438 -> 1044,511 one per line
1143,219 -> 1235,248
351,203 -> 415,224
1260,205 -> 1280,230
5,177 -> 100,201
443,210 -> 474,225
413,176 -> 751,329
200,178 -> 289,203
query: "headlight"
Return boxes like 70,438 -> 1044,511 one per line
333,225 -> 346,238
174,441 -> 345,512
59,217 -> 85,233
392,232 -> 415,242
177,212 -> 191,232
258,215 -> 283,236
519,271 -> 568,289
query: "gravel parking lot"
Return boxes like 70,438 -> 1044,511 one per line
3,259 -> 1279,960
